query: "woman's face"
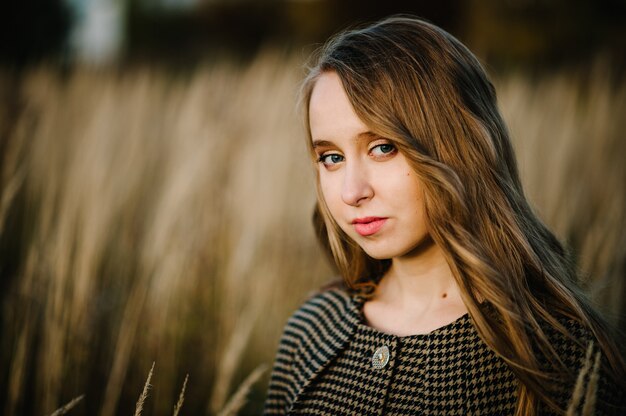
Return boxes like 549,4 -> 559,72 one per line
309,71 -> 431,260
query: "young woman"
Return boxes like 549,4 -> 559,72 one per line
264,16 -> 626,415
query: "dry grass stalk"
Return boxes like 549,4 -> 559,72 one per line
172,374 -> 188,416
208,296 -> 263,413
48,395 -> 85,416
217,364 -> 268,416
566,342 -> 600,416
0,146 -> 25,236
100,280 -> 151,416
48,394 -> 85,416
134,362 -> 155,416
566,342 -> 594,415
581,350 -> 601,416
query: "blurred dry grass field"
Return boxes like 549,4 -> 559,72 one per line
0,53 -> 624,415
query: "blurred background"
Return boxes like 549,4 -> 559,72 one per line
1,0 -> 625,415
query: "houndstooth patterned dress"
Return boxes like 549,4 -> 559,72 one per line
264,288 -> 625,415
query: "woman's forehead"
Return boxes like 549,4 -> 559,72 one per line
309,72 -> 368,142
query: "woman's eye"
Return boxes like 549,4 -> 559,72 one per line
370,143 -> 397,157
318,153 -> 344,166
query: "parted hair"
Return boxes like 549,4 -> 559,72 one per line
300,15 -> 625,415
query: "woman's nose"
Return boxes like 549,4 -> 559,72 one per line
341,162 -> 374,206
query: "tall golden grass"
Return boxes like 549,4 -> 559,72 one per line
0,53 -> 623,415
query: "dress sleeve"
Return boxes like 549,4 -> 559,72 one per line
263,317 -> 300,415
262,287 -> 354,414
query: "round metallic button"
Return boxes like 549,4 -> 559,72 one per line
372,345 -> 390,369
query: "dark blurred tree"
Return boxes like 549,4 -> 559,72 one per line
463,0 -> 626,71
125,0 -> 626,71
125,0 -> 463,65
0,0 -> 71,65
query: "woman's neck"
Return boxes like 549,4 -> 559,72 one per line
375,238 -> 459,310
363,239 -> 468,336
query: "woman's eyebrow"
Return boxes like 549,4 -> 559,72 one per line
357,131 -> 378,141
311,139 -> 335,149
312,132 -> 377,149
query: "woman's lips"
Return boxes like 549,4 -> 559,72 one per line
352,217 -> 388,236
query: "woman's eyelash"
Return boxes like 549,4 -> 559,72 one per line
317,153 -> 344,165
370,142 -> 397,155
373,143 -> 393,151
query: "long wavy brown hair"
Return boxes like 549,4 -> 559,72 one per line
300,15 -> 625,415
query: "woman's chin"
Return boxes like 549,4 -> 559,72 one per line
359,235 -> 436,261
359,244 -> 401,260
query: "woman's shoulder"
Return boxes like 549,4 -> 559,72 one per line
283,285 -> 357,335
546,314 -> 590,347
541,314 -> 601,368
273,283 -> 364,361
534,313 -> 599,379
